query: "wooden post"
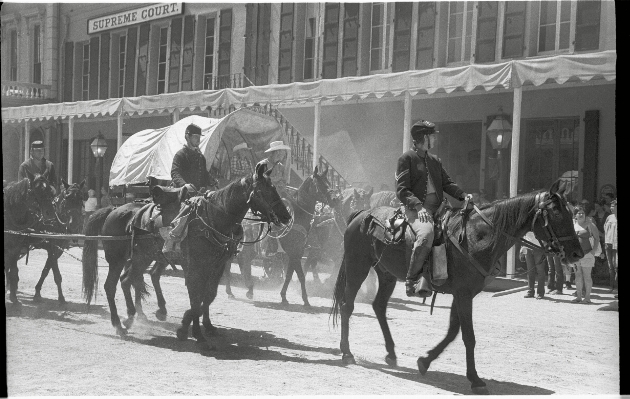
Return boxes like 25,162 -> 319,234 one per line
67,117 -> 74,183
117,111 -> 123,150
173,108 -> 180,124
313,101 -> 321,172
403,91 -> 412,152
24,120 -> 31,161
505,86 -> 523,279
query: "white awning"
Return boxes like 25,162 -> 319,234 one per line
1,51 -> 616,124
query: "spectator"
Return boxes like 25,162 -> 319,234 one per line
570,205 -> 600,304
604,199 -> 617,294
546,253 -> 566,295
230,143 -> 253,180
100,187 -> 112,208
521,231 -> 546,299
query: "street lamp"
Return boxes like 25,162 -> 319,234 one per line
486,107 -> 512,199
90,132 -> 108,208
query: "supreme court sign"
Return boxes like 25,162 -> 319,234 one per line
87,3 -> 183,34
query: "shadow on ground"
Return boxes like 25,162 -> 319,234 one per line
5,292 -> 108,325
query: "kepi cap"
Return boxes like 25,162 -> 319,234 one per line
31,140 -> 45,149
411,120 -> 439,141
185,124 -> 203,136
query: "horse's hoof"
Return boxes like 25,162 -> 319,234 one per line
246,291 -> 253,300
122,317 -> 135,329
471,385 -> 489,395
385,354 -> 397,367
176,327 -> 189,341
10,297 -> 21,305
58,297 -> 67,305
155,309 -> 167,321
115,326 -> 128,337
417,357 -> 430,376
281,298 -> 289,305
228,294 -> 235,300
342,354 -> 356,365
136,313 -> 149,322
32,294 -> 42,303
303,301 -> 311,308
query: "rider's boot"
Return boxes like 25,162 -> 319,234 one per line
405,243 -> 433,298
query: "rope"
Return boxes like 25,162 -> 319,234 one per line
3,229 -> 154,241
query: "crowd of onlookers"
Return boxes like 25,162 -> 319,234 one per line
520,194 -> 617,303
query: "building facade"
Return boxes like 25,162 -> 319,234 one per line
1,2 -> 617,271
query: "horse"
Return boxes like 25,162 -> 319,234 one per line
369,190 -> 400,209
277,166 -> 338,306
4,171 -> 57,305
174,162 -> 291,348
223,220 -> 260,299
331,179 -> 583,394
32,179 -> 86,303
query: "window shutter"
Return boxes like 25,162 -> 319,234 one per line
475,1 -> 498,63
73,42 -> 83,101
359,4 -> 371,76
244,4 -> 256,85
257,3 -> 271,85
89,36 -> 100,100
136,24 -> 150,96
582,110 -> 600,202
293,4 -> 306,83
392,2 -> 412,72
193,15 -> 207,90
63,42 -> 74,101
502,1 -> 526,59
278,3 -> 294,84
416,2 -> 436,70
218,9 -> 233,88
341,3 -> 360,77
323,3 -> 340,79
124,27 -> 137,97
168,18 -> 183,93
99,33 -> 110,99
181,15 -> 195,91
575,1 -> 601,51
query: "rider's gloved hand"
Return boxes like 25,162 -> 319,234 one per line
414,204 -> 431,223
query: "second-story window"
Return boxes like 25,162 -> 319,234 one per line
502,1 -> 526,58
204,16 -> 216,89
322,3 -> 340,79
304,17 -> 316,80
157,27 -> 168,94
575,1 -> 601,51
10,29 -> 18,81
217,9 -> 233,89
475,2 -> 498,63
370,2 -> 392,72
392,2 -> 412,72
447,1 -> 474,64
118,34 -> 127,97
341,3 -> 360,77
278,3 -> 294,83
33,24 -> 42,84
82,43 -> 90,100
416,2 -> 436,70
538,1 -> 571,53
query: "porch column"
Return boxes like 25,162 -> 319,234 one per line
506,86 -> 523,278
403,91 -> 412,152
44,126 -> 51,159
24,120 -> 31,161
67,117 -> 74,183
117,111 -> 124,150
313,101 -> 321,171
172,109 -> 180,124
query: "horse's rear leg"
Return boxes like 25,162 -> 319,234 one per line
239,257 -> 254,299
33,261 -> 52,302
418,299 -> 460,375
5,254 -> 21,305
292,256 -> 310,307
340,260 -> 371,364
150,261 -> 169,321
455,292 -> 488,394
223,259 -> 234,299
104,260 -> 127,336
373,266 -> 398,365
280,258 -> 295,305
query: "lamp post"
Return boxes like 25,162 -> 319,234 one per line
486,107 -> 513,200
90,133 -> 108,208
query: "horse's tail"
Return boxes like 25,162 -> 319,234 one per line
82,207 -> 112,306
346,209 -> 364,226
330,252 -> 347,329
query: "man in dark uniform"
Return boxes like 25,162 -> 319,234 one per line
18,140 -> 58,195
170,123 -> 217,192
396,120 -> 470,297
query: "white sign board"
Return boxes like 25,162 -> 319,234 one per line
88,3 -> 183,35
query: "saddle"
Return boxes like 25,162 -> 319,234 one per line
130,187 -> 187,235
150,185 -> 191,207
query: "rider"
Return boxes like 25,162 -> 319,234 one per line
396,120 -> 470,298
164,124 -> 218,258
18,140 -> 57,195
260,140 -> 291,255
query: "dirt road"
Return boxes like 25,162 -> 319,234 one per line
5,248 -> 619,395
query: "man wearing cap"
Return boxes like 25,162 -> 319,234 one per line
18,140 -> 57,195
396,120 -> 470,298
171,123 -> 217,193
230,142 -> 254,180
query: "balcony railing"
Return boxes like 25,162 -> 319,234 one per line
204,73 -> 253,90
1,81 -> 52,100
248,104 -> 349,192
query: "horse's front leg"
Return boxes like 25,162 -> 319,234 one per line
5,252 -> 21,305
150,261 -> 169,321
373,267 -> 397,366
49,247 -> 66,304
455,292 -> 488,394
418,298 -> 460,375
292,255 -> 310,307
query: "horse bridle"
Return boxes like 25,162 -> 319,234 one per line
246,178 -> 283,225
529,191 -> 576,260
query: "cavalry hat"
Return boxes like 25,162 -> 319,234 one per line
185,124 -> 203,136
411,120 -> 439,141
233,142 -> 251,152
30,140 -> 45,149
264,141 -> 291,153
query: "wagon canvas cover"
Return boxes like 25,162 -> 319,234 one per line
109,108 -> 285,186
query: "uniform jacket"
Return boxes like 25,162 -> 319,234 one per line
395,149 -> 465,209
171,145 -> 213,189
18,157 -> 57,187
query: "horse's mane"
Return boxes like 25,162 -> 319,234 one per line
484,191 -> 539,237
204,175 -> 252,211
3,178 -> 30,208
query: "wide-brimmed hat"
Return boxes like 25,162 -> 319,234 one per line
233,142 -> 251,152
265,141 -> 291,153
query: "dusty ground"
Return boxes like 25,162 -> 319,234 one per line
5,247 -> 619,395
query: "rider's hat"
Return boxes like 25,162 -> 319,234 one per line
185,123 -> 203,136
233,142 -> 251,153
264,140 -> 291,153
30,140 -> 45,149
411,120 -> 438,141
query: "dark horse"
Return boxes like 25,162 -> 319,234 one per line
331,179 -> 583,394
278,166 -> 337,306
32,179 -> 86,303
4,172 -> 57,304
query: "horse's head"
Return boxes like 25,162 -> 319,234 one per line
57,178 -> 86,233
248,162 -> 292,226
25,170 -> 57,221
531,179 -> 583,264
350,187 -> 373,212
303,165 -> 337,207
